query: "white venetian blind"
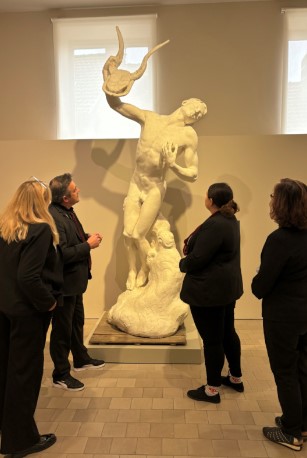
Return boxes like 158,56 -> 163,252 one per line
282,8 -> 307,134
52,15 -> 157,139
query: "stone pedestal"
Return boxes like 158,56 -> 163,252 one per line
86,312 -> 202,364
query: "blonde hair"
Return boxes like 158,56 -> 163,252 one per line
0,180 -> 59,244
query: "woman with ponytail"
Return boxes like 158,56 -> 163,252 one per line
180,182 -> 243,404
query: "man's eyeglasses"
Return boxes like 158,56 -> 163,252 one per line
29,176 -> 48,189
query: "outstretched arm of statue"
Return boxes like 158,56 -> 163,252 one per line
162,138 -> 198,182
105,94 -> 146,125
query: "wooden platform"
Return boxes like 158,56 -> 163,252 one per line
89,312 -> 186,345
86,312 -> 202,364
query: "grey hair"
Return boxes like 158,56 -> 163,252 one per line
49,173 -> 72,204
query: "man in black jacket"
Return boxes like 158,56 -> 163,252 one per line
49,173 -> 104,391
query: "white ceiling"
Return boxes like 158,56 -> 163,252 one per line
0,0 -> 271,13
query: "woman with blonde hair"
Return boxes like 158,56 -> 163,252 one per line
0,178 -> 63,458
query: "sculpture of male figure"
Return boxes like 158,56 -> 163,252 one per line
105,94 -> 207,290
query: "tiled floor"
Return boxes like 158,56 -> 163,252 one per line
2,319 -> 306,458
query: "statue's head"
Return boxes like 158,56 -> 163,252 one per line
181,98 -> 207,125
103,69 -> 133,96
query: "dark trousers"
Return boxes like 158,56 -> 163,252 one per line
0,310 -> 51,454
263,319 -> 307,438
190,302 -> 242,387
50,294 -> 90,381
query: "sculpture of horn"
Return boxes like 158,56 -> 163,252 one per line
102,26 -> 169,97
102,26 -> 124,81
130,39 -> 170,82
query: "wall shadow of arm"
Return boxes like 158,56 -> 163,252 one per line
162,179 -> 193,252
72,139 -> 132,211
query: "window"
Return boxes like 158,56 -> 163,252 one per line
52,15 -> 157,139
282,8 -> 307,134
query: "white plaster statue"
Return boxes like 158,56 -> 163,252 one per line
103,27 -> 206,337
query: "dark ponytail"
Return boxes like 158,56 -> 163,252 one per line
208,183 -> 239,217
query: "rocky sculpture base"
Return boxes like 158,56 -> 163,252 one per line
107,219 -> 189,338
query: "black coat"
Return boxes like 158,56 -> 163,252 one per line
179,212 -> 243,307
49,203 -> 91,295
252,227 -> 307,322
0,223 -> 63,316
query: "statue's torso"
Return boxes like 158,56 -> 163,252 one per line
134,114 -> 193,182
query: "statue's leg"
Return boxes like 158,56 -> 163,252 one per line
124,236 -> 138,290
123,187 -> 142,290
135,239 -> 151,287
133,186 -> 165,288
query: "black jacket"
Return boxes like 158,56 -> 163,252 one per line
179,212 -> 243,307
0,223 -> 63,316
252,227 -> 307,322
49,203 -> 91,296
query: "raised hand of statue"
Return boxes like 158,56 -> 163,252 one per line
162,142 -> 178,168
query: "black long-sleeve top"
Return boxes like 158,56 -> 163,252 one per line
179,212 -> 243,307
252,227 -> 307,322
0,223 -> 63,316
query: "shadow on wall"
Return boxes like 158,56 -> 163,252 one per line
162,179 -> 193,254
215,174 -> 252,218
215,174 -> 253,247
72,139 -> 130,309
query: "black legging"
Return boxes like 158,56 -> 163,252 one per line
263,319 -> 307,438
190,302 -> 242,387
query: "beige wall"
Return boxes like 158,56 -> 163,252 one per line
0,12 -> 57,139
0,136 -> 306,318
157,1 -> 283,135
0,1 -> 288,139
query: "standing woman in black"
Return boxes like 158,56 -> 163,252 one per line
252,178 -> 307,452
180,183 -> 244,403
0,178 -> 63,458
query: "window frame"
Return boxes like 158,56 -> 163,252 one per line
52,14 -> 158,139
281,8 -> 307,134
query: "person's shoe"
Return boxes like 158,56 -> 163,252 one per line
275,416 -> 283,428
53,375 -> 84,391
187,385 -> 221,404
11,433 -> 56,458
73,358 -> 105,371
275,416 -> 307,441
263,426 -> 303,451
221,375 -> 244,393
